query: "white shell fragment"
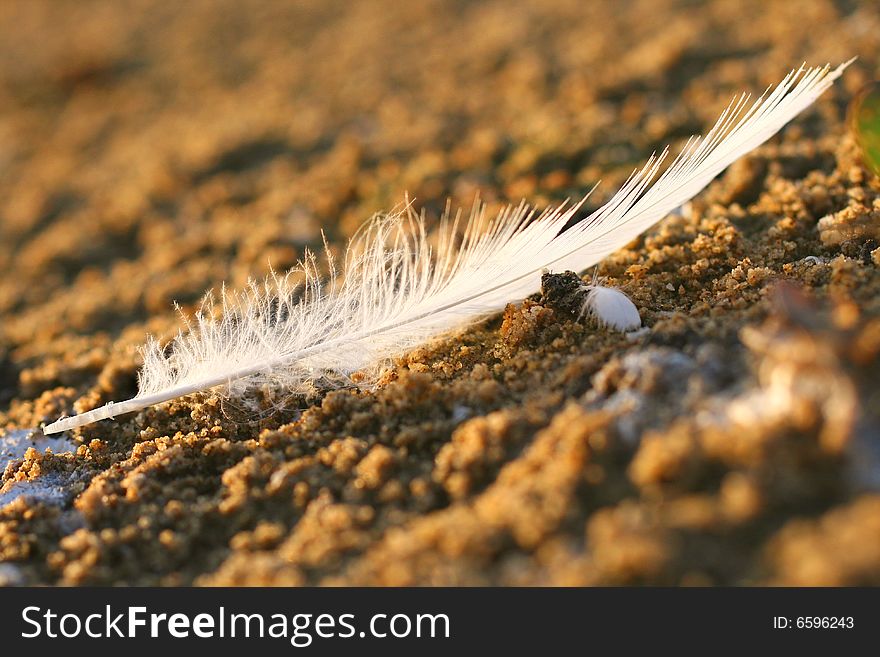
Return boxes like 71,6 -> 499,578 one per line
669,201 -> 693,219
580,285 -> 641,332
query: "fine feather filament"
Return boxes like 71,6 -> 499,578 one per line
43,61 -> 851,435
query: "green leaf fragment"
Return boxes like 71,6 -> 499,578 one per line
851,82 -> 880,174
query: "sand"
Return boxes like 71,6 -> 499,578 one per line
0,0 -> 879,586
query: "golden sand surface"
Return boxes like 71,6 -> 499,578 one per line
0,0 -> 878,585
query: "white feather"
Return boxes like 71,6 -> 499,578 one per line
43,62 -> 851,434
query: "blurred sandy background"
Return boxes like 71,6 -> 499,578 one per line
0,0 -> 879,585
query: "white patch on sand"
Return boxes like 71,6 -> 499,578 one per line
0,428 -> 79,509
0,563 -> 26,586
1,428 -> 76,465
0,471 -> 74,508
